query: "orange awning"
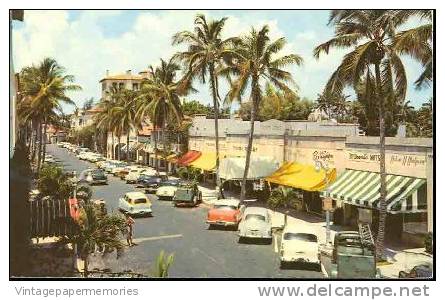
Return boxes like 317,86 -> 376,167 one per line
177,151 -> 201,166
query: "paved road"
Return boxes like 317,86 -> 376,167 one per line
47,144 -> 323,278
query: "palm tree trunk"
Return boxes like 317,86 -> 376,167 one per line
31,120 -> 38,163
117,134 -> 121,161
111,131 -> 115,159
240,80 -> 259,201
126,133 -> 130,163
374,62 -> 387,260
209,63 -> 221,190
83,255 -> 89,277
42,122 -> 47,166
162,113 -> 167,171
154,129 -> 159,173
37,122 -> 43,172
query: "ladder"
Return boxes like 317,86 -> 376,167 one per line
358,223 -> 375,247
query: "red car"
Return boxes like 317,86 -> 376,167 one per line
206,199 -> 245,227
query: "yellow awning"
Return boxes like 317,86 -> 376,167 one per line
189,152 -> 216,171
266,161 -> 336,192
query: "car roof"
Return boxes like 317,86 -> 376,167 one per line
125,191 -> 147,199
244,207 -> 268,215
215,199 -> 240,207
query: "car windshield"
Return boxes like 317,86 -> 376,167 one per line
133,198 -> 147,204
162,181 -> 178,186
284,233 -> 318,242
175,189 -> 193,201
245,214 -> 266,222
91,169 -> 105,177
214,205 -> 238,210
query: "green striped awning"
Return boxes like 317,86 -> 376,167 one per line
322,169 -> 427,214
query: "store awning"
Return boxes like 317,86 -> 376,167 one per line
322,169 -> 427,214
220,156 -> 280,180
177,150 -> 201,166
190,152 -> 216,171
266,162 -> 336,192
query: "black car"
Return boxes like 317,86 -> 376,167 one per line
142,175 -> 168,193
399,264 -> 432,279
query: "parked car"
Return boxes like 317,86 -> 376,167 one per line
155,179 -> 182,200
118,191 -> 152,217
78,168 -> 108,185
111,163 -> 128,176
125,168 -> 144,183
238,207 -> 272,242
104,161 -> 122,173
399,264 -> 432,279
172,183 -> 202,207
142,175 -> 169,193
206,199 -> 245,227
279,225 -> 320,269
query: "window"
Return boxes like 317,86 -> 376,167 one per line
119,82 -> 124,90
112,82 -> 117,90
102,82 -> 107,91
133,83 -> 139,90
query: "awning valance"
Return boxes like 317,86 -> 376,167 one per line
190,152 -> 216,171
266,162 -> 336,192
177,151 -> 201,166
220,156 -> 280,180
322,169 -> 427,214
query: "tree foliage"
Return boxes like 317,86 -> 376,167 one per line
37,164 -> 74,200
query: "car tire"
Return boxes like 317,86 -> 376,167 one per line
238,237 -> 245,244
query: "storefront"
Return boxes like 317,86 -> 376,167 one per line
266,162 -> 337,214
322,168 -> 428,245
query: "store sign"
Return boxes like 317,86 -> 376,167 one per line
313,150 -> 334,162
348,151 -> 426,168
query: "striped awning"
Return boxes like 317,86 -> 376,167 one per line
322,169 -> 427,214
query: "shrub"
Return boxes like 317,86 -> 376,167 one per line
37,164 -> 73,200
267,186 -> 301,209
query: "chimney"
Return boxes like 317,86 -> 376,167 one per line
126,70 -> 132,75
106,70 -> 110,76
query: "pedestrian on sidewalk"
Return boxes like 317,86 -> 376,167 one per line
125,214 -> 136,246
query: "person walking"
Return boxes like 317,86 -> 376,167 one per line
125,214 -> 136,246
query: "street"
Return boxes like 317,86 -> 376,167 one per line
47,144 -> 324,278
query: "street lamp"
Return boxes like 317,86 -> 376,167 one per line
314,159 -> 332,245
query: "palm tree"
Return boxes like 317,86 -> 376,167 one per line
94,99 -> 114,157
19,58 -> 80,171
136,58 -> 189,172
173,14 -> 238,191
224,25 -> 302,201
110,89 -> 139,163
313,10 -> 415,259
151,250 -> 174,278
393,10 -> 432,89
58,204 -> 127,277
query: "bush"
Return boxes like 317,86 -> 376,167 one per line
424,232 -> 433,254
37,164 -> 74,200
267,186 -> 301,209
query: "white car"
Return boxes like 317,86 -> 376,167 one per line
118,191 -> 152,217
125,168 -> 143,183
155,180 -> 181,200
238,207 -> 272,242
279,225 -> 320,269
77,151 -> 90,160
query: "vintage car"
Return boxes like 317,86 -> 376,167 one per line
238,207 -> 272,242
279,225 -> 320,269
78,168 -> 108,185
172,183 -> 202,207
206,199 -> 245,227
118,191 -> 152,217
155,179 -> 182,200
142,175 -> 169,193
399,263 -> 432,279
111,163 -> 128,176
125,168 -> 144,183
331,231 -> 377,278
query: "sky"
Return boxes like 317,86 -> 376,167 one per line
11,10 -> 432,114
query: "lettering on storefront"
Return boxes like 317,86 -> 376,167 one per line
313,150 -> 334,161
348,151 -> 426,168
233,146 -> 258,152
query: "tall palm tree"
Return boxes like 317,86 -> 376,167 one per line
136,58 -> 189,172
110,89 -> 139,163
225,25 -> 302,201
173,14 -> 238,191
393,10 -> 432,89
19,58 -> 80,171
94,98 -> 114,157
313,10 -> 415,258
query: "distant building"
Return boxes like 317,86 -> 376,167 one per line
99,69 -> 150,101
70,105 -> 102,131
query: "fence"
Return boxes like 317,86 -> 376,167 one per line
29,197 -> 77,238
